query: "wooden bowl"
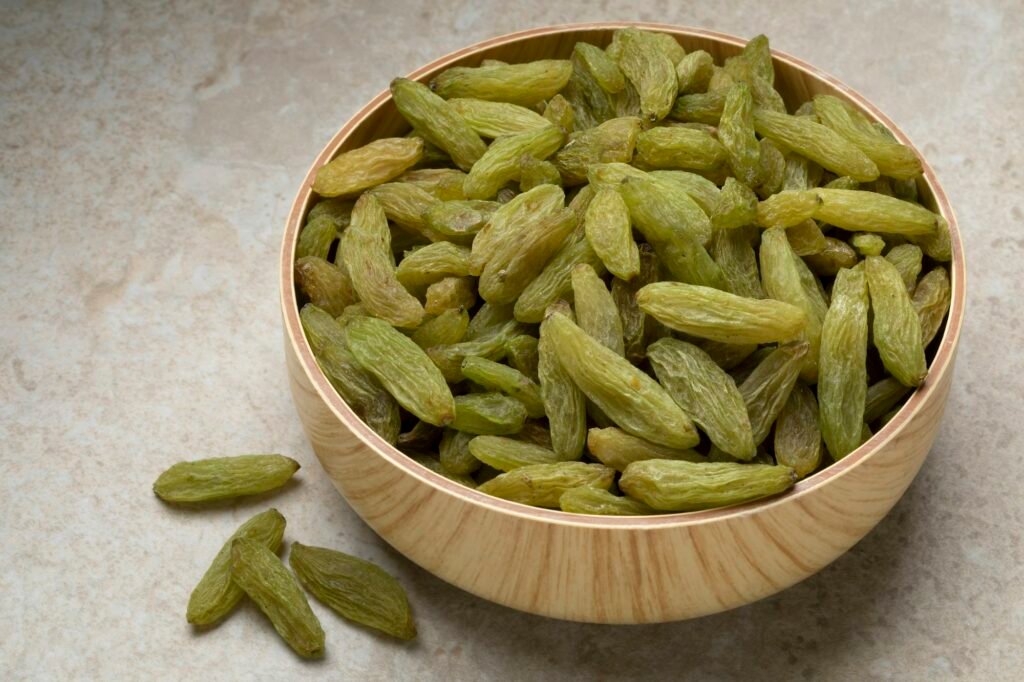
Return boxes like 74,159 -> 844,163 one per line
279,23 -> 966,623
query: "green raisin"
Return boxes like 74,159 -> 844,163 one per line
620,459 -> 796,512
648,338 -> 755,459
186,509 -> 286,626
230,539 -> 324,658
390,77 -> 486,171
154,455 -> 299,504
289,542 -> 415,640
545,311 -> 699,449
345,316 -> 456,426
866,256 -> 927,387
312,138 -> 424,198
774,382 -> 823,477
637,281 -> 807,345
559,486 -> 656,516
340,194 -> 424,328
476,462 -> 615,508
912,266 -> 951,347
819,267 -> 870,459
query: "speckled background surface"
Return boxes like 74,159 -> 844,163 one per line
1,0 -> 1021,679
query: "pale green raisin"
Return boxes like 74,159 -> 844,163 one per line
613,244 -> 662,362
289,542 -> 415,640
755,138 -> 786,197
669,90 -> 726,124
812,95 -> 922,179
366,182 -> 443,240
553,117 -> 641,185
424,199 -> 499,240
620,459 -> 796,512
738,341 -> 809,445
805,237 -> 858,276
571,264 -> 625,356
390,77 -> 486,171
851,233 -> 886,257
885,244 -> 924,294
464,124 -> 564,199
711,177 -> 758,230
470,183 -> 565,275
230,539 -> 324,658
447,98 -> 550,137
411,308 -> 470,348
866,256 -> 927,387
718,83 -> 760,185
637,281 -> 807,345
812,188 -> 941,236
538,301 -> 587,459
505,335 -> 540,382
461,356 -> 545,418
345,316 -> 456,426
773,382 -> 823,477
300,305 -> 401,443
786,220 -> 827,256
307,198 -> 354,227
757,190 -> 822,229
476,462 -> 615,508
912,266 -> 952,347
585,188 -> 640,281
760,227 -> 824,381
543,93 -> 575,132
709,226 -> 765,299
648,338 -> 755,459
819,267 -> 870,459
617,172 -> 713,248
397,168 -> 467,199
514,234 -> 606,323
479,205 -> 576,305
613,28 -> 678,122
439,429 -> 479,475
586,427 -> 704,472
296,215 -> 337,261
295,256 -> 357,317
675,50 -> 713,94
154,455 -> 299,504
396,242 -> 471,291
409,453 -> 477,487
635,126 -> 726,171
451,393 -> 527,435
752,110 -> 879,182
545,312 -> 699,449
559,487 -> 656,515
424,276 -> 476,315
468,435 -> 566,471
187,509 -> 286,626
340,194 -> 424,328
428,319 -> 524,382
432,60 -> 573,106
312,138 -> 424,198
519,154 -> 562,191
573,42 -> 626,93
864,377 -> 911,424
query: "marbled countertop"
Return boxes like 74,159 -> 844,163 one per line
2,1 -> 1021,679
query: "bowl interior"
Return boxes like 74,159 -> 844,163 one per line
282,23 -> 965,525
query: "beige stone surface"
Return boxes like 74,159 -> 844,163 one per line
1,0 -> 1021,679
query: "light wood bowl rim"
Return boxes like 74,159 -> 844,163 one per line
279,22 -> 966,529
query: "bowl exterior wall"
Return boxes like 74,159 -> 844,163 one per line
287,337 -> 954,623
281,24 -> 965,623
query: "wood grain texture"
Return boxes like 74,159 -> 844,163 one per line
280,23 -> 966,623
